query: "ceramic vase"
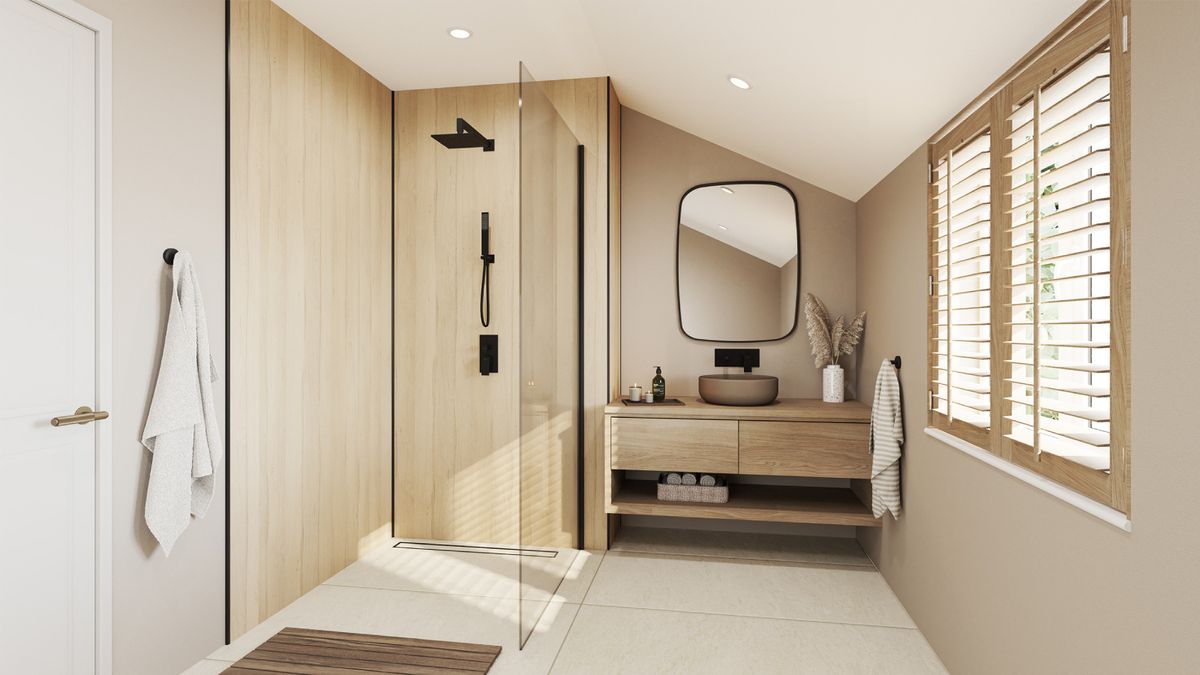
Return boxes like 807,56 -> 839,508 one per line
823,364 -> 844,403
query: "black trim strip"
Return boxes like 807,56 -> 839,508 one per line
577,143 -> 585,550
222,0 -> 231,647
604,82 -> 613,547
390,92 -> 396,536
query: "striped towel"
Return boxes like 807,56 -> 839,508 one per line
870,360 -> 904,519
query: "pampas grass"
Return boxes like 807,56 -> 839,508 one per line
803,293 -> 833,368
802,292 -> 865,368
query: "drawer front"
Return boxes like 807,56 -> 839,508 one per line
611,417 -> 739,473
739,421 -> 870,478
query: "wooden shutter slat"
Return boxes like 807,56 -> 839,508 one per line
1037,124 -> 1110,169
1011,294 -> 1110,307
1007,359 -> 1109,373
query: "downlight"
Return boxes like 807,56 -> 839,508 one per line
728,76 -> 751,90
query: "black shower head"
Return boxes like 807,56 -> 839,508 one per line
432,117 -> 494,152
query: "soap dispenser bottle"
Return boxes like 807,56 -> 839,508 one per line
652,366 -> 666,403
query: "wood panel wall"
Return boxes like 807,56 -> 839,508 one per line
229,0 -> 393,639
541,78 -> 619,550
394,78 -> 618,548
605,81 -> 622,547
393,84 -> 521,544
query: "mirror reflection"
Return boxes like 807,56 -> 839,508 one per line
677,182 -> 799,342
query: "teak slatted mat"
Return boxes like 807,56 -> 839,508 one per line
223,627 -> 502,674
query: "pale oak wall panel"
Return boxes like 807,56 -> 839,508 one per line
543,77 -> 614,550
394,78 -> 614,547
229,0 -> 392,639
393,84 -> 522,544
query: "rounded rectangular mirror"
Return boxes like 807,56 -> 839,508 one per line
676,181 -> 800,342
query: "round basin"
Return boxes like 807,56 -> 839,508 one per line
698,374 -> 779,406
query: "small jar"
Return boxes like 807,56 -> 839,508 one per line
629,383 -> 643,402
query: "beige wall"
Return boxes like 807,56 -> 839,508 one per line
74,0 -> 226,673
678,226 -> 782,340
854,2 -> 1200,672
621,109 -> 856,398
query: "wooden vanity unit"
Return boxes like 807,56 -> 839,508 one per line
604,396 -> 878,542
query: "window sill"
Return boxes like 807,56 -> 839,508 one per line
923,427 -> 1132,532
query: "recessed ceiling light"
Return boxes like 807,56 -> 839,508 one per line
728,76 -> 751,90
448,27 -> 472,39
721,186 -> 735,194
717,225 -> 728,230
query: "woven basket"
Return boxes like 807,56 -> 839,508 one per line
656,482 -> 729,504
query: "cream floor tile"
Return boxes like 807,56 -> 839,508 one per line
550,605 -> 947,675
324,541 -> 603,604
582,552 -> 914,628
207,585 -> 577,675
178,658 -> 233,675
610,527 -> 872,566
523,549 -> 604,605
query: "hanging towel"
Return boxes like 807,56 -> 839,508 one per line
870,359 -> 903,519
142,251 -> 222,556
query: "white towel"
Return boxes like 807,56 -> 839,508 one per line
870,360 -> 903,519
142,251 -> 222,555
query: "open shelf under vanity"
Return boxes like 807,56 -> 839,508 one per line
603,396 -> 881,543
609,479 -> 879,527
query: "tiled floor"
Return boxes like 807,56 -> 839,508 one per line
183,530 -> 946,675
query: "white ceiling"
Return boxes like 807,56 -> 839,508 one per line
681,184 -> 797,267
273,0 -> 1082,200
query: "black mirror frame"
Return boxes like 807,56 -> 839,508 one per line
675,180 -> 801,344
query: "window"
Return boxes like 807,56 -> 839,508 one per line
927,0 -> 1130,514
930,125 -> 993,450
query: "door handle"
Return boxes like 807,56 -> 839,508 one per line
50,406 -> 110,427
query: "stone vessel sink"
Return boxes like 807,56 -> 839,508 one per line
698,374 -> 779,406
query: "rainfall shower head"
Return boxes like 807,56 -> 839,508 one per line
432,118 -> 494,152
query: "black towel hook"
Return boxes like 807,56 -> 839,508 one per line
889,355 -> 902,370
163,248 -> 178,265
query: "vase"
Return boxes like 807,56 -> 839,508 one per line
823,364 -> 844,403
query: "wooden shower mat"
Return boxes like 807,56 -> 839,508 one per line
223,627 -> 502,674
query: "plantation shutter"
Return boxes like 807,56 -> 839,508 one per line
927,0 -> 1128,513
930,127 -> 993,444
1004,45 -> 1114,475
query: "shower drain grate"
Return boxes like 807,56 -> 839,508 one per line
392,540 -> 559,558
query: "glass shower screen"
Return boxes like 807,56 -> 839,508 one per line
518,62 -> 581,649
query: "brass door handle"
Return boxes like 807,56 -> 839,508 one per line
50,406 -> 110,427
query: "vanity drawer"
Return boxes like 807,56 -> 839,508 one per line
610,417 -> 739,473
739,421 -> 870,478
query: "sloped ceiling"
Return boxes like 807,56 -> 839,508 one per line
272,0 -> 1082,200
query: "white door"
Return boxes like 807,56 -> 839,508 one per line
0,0 -> 102,672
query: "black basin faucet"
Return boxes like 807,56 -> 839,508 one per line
715,348 -> 760,374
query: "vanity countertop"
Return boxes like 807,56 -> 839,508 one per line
605,396 -> 870,423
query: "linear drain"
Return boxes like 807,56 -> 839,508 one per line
392,540 -> 559,559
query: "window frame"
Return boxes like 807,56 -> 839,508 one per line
926,0 -> 1130,515
927,105 -> 997,452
